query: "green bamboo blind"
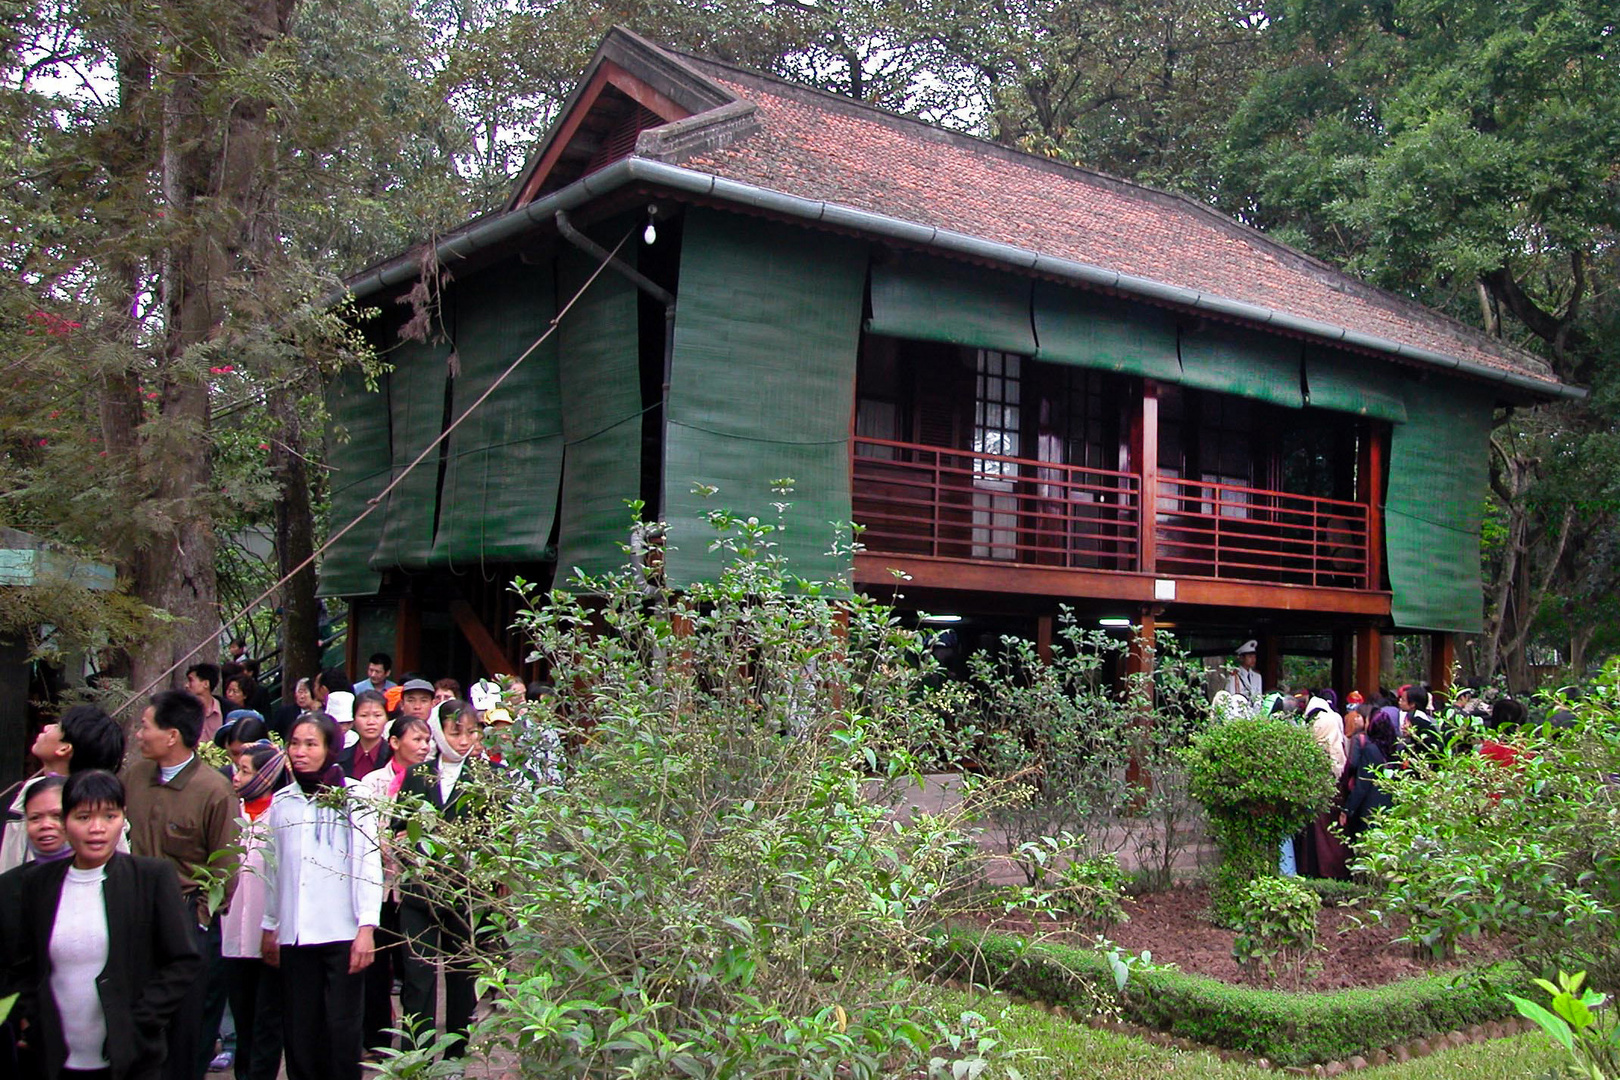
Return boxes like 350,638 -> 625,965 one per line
430,264 -> 562,565
1177,324 -> 1305,408
1304,347 -> 1411,423
317,367 -> 389,597
867,253 -> 1036,354
1032,282 -> 1182,381
1386,380 -> 1494,633
662,208 -> 866,588
556,246 -> 644,582
369,334 -> 450,570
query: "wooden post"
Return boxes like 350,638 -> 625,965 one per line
1354,625 -> 1382,699
1130,380 -> 1160,575
1036,614 -> 1053,664
1331,630 -> 1354,701
1358,423 -> 1387,590
1429,632 -> 1456,692
1260,633 -> 1283,694
395,596 -> 421,677
1125,607 -> 1156,790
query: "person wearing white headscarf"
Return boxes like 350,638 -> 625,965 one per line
1306,695 -> 1348,779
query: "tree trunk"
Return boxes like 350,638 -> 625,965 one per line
271,387 -> 320,705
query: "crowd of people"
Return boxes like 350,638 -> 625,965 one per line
1216,639 -> 1540,877
0,650 -> 546,1080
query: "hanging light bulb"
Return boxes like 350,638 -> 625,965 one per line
643,220 -> 657,245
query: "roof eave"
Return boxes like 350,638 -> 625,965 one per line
341,157 -> 1585,405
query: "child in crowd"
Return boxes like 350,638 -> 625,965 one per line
1,705 -> 127,872
223,743 -> 291,1080
260,712 -> 382,1080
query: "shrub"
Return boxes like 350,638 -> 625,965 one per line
1354,661 -> 1620,977
1297,877 -> 1373,906
1183,714 -> 1336,924
1054,851 -> 1129,929
934,931 -> 1528,1067
971,613 -> 1210,890
382,498 -> 1047,1079
1231,876 -> 1319,979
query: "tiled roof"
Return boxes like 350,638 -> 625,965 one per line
668,56 -> 1558,390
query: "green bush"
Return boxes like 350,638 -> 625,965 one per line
1183,715 -> 1335,924
1231,877 -> 1319,977
1054,851 -> 1129,929
934,931 -> 1528,1067
1297,877 -> 1373,906
382,500 -> 1048,1079
971,614 -> 1210,891
1354,658 -> 1620,977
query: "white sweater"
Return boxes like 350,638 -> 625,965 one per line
261,780 -> 383,946
51,864 -> 110,1069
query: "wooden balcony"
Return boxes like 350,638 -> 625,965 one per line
851,437 -> 1377,595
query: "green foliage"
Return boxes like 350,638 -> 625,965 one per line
1183,716 -> 1335,924
1507,970 -> 1620,1080
1230,877 -> 1319,978
936,931 -> 1528,1067
972,614 -> 1210,891
1026,847 -> 1130,930
1295,877 -> 1373,907
1353,674 -> 1620,975
378,505 -> 1049,1079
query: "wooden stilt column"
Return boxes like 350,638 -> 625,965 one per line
1125,607 -> 1157,790
1036,614 -> 1054,664
1354,626 -> 1382,699
1429,632 -> 1456,692
1261,633 -> 1283,695
1331,631 -> 1354,701
395,596 -> 421,677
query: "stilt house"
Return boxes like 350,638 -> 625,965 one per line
323,28 -> 1581,691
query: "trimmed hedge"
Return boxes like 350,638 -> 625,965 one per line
932,931 -> 1528,1067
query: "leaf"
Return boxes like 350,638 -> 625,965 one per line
1506,994 -> 1576,1054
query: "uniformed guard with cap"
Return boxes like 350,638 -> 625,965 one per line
1227,639 -> 1263,707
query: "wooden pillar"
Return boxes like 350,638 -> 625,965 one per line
448,597 -> 514,676
1036,614 -> 1054,664
1354,626 -> 1382,699
1429,632 -> 1456,692
343,600 -> 360,681
1331,630 -> 1354,701
1129,380 -> 1160,575
1125,607 -> 1156,790
1357,422 -> 1387,590
395,596 -> 421,677
1260,633 -> 1283,694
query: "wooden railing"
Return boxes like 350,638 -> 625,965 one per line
1156,476 -> 1372,589
851,438 -> 1375,590
850,437 -> 1141,570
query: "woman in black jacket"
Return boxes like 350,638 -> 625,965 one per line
6,770 -> 201,1080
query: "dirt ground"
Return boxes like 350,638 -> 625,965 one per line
985,881 -> 1512,990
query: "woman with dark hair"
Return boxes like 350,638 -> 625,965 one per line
0,776 -> 69,1075
397,700 -> 488,1060
221,744 -> 289,1080
259,713 -> 382,1080
6,769 -> 201,1080
1341,707 -> 1394,842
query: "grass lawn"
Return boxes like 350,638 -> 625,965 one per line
935,991 -> 1566,1080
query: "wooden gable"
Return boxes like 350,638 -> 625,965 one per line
507,27 -> 739,208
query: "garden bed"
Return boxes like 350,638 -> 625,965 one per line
983,881 -> 1513,990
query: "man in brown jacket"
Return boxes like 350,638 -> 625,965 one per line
125,689 -> 241,1080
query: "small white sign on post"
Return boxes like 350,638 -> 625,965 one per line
1154,578 -> 1177,602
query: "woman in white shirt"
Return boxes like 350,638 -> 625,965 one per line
259,713 -> 382,1080
7,769 -> 199,1080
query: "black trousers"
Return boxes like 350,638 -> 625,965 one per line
167,915 -> 225,1080
224,957 -> 283,1080
278,942 -> 363,1080
361,900 -> 402,1052
399,901 -> 476,1055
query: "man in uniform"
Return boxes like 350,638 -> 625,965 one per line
1227,639 -> 1263,710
